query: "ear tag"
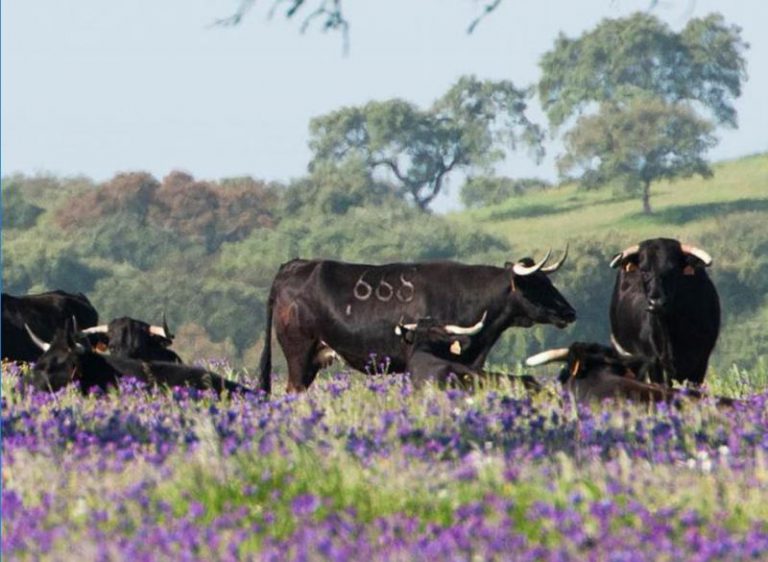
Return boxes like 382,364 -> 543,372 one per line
570,358 -> 581,378
624,262 -> 637,273
683,265 -> 695,276
450,340 -> 462,355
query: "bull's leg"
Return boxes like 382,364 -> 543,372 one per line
441,363 -> 478,390
676,354 -> 709,387
274,328 -> 319,392
408,370 -> 432,390
280,338 -> 320,393
274,300 -> 322,393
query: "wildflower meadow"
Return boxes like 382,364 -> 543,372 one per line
2,360 -> 768,561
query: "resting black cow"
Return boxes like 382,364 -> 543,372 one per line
25,323 -> 251,396
82,315 -> 183,363
395,316 -> 540,392
2,290 -> 99,362
259,250 -> 575,393
525,342 -> 735,406
609,238 -> 720,386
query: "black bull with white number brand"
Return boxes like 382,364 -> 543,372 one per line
258,250 -> 576,393
609,238 -> 720,386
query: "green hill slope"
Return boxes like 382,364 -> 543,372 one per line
452,152 -> 767,250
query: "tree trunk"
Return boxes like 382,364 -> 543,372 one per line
642,181 -> 653,214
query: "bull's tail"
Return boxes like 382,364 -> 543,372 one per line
258,290 -> 275,396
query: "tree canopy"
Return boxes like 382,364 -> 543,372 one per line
539,12 -> 747,213
558,95 -> 716,214
539,13 -> 748,130
309,76 -> 544,211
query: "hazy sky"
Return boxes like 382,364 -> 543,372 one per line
2,1 -> 766,211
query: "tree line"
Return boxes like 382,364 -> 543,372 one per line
4,156 -> 767,374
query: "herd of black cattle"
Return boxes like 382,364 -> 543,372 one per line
2,237 -> 735,406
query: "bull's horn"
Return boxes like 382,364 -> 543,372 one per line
609,244 -> 640,268
610,334 -> 633,357
525,347 -> 569,367
149,325 -> 168,338
24,324 -> 51,351
81,325 -> 109,334
162,311 -> 174,339
681,244 -> 713,267
512,249 -> 552,276
395,316 -> 416,336
443,311 -> 487,335
541,244 -> 568,273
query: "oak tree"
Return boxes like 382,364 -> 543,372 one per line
539,12 -> 747,213
309,76 -> 544,211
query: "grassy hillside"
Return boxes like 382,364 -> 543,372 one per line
452,152 -> 767,251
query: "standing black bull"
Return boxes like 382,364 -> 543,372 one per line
81,315 -> 183,363
24,323 -> 251,396
609,238 -> 720,386
258,250 -> 576,393
2,290 -> 99,362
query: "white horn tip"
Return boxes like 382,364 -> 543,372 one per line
149,326 -> 168,338
525,348 -> 570,367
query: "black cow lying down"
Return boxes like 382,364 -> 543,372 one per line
82,315 -> 183,363
395,316 -> 540,392
25,323 -> 252,397
2,290 -> 99,363
525,342 -> 736,407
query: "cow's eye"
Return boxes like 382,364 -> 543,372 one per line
683,265 -> 695,276
624,262 -> 637,273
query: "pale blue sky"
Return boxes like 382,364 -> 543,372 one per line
2,1 -> 766,211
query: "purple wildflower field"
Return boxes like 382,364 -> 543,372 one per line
2,360 -> 768,561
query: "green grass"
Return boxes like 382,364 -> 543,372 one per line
450,153 -> 768,250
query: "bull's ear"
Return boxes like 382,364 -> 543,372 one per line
449,335 -> 471,355
84,333 -> 109,351
610,253 -> 638,271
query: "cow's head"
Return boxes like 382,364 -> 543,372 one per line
82,315 -> 173,359
25,321 -> 87,392
505,248 -> 576,328
526,342 -> 629,383
395,314 -> 484,359
610,238 -> 712,314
